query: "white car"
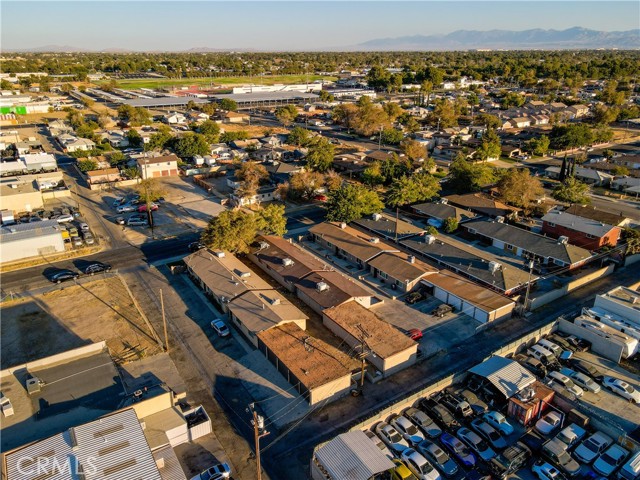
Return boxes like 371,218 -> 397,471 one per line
457,427 -> 496,461
404,407 -> 442,439
211,319 -> 230,337
390,414 -> 425,445
566,370 -> 601,393
375,422 -> 410,455
79,222 -> 90,232
401,448 -> 441,480
574,432 -> 613,464
483,411 -> 514,436
365,430 -> 394,460
602,376 -> 640,403
190,463 -> 231,480
55,214 -> 74,223
117,204 -> 136,213
531,460 -> 568,480
593,445 -> 629,477
535,411 -> 563,435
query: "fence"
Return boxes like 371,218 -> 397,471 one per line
528,264 -> 614,310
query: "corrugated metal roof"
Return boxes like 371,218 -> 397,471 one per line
314,431 -> 394,480
153,445 -> 188,480
469,356 -> 536,398
5,409 -> 162,480
0,220 -> 62,243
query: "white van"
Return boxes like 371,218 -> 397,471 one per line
528,344 -> 556,366
546,371 -> 584,397
617,451 -> 640,480
538,339 -> 563,358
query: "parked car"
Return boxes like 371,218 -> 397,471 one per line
81,231 -> 95,245
483,411 -> 514,436
457,389 -> 488,416
440,432 -> 476,468
617,451 -> 640,480
376,422 -> 410,455
419,399 -> 459,430
365,430 -> 394,461
593,445 -> 629,477
391,459 -> 418,480
546,371 -> 584,397
127,217 -> 149,226
489,442 -> 532,479
401,448 -> 441,480
189,241 -> 205,252
117,204 -> 136,213
560,368 -> 601,393
470,418 -> 508,450
535,411 -> 563,436
210,319 -> 230,337
403,407 -> 442,439
567,359 -> 603,381
574,432 -> 613,464
84,262 -> 111,275
115,216 -> 125,225
79,222 -> 90,232
391,414 -> 425,445
66,225 -> 79,237
457,427 -> 496,461
514,354 -> 548,378
408,328 -> 423,341
554,424 -> 587,450
431,304 -> 453,318
436,393 -> 473,420
189,463 -> 231,480
47,269 -> 79,283
71,235 -> 83,247
558,334 -> 591,352
531,460 -> 568,480
56,214 -> 74,223
541,439 -> 581,477
548,334 -> 577,353
601,377 -> 640,403
520,429 -> 546,454
112,196 -> 125,207
417,440 -> 458,477
138,202 -> 159,213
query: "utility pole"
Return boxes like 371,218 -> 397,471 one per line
522,260 -> 535,316
160,289 -> 169,352
378,125 -> 383,150
355,324 -> 371,390
247,403 -> 269,480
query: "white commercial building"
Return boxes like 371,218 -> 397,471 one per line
0,220 -> 65,263
232,83 -> 322,94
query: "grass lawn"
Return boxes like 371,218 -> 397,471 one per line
101,74 -> 338,90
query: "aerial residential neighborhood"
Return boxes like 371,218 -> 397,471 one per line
1,2 -> 640,480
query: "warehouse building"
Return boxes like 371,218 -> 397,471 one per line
0,220 -> 65,263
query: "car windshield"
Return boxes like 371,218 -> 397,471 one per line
565,378 -> 576,388
584,439 -> 599,453
494,413 -> 505,422
476,439 -> 490,451
558,451 -> 572,465
601,453 -> 617,465
557,432 -> 571,444
453,440 -> 468,455
406,424 -> 419,435
421,460 -> 434,474
390,431 -> 403,443
423,416 -> 434,427
434,449 -> 447,463
488,431 -> 500,441
623,384 -> 634,393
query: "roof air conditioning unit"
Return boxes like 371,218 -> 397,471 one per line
258,241 -> 269,250
282,258 -> 294,267
558,236 -> 569,245
425,235 -> 436,245
408,255 -> 416,264
269,297 -> 281,306
26,377 -> 42,395
369,237 -> 380,244
238,271 -> 251,278
316,281 -> 329,292
372,213 -> 382,221
214,251 -> 225,258
489,261 -> 501,274
340,222 -> 347,229
495,216 -> 505,223
441,198 -> 448,205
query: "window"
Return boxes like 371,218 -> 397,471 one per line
506,244 -> 514,251
547,222 -> 556,227
586,234 -> 594,239
379,271 -> 388,279
326,241 -> 333,248
468,228 -> 477,235
553,259 -> 566,266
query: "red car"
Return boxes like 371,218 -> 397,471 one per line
138,203 -> 159,213
313,194 -> 328,202
407,328 -> 423,341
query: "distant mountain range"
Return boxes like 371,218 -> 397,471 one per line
5,27 -> 639,52
356,27 -> 640,50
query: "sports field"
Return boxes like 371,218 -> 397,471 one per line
102,74 -> 337,90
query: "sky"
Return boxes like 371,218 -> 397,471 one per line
1,1 -> 638,51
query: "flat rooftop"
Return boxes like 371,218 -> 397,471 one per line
212,91 -> 319,103
120,97 -> 209,108
0,346 -> 125,451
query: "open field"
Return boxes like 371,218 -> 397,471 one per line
100,74 -> 337,90
0,276 -> 163,369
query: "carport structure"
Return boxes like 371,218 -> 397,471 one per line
468,356 -> 536,400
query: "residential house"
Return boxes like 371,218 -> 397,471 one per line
351,212 -> 425,242
501,145 -> 522,158
444,193 -> 521,219
257,323 -> 358,406
545,166 -> 614,187
62,136 -> 95,153
412,201 -> 479,227
137,154 -> 180,179
567,104 -> 590,118
263,160 -> 303,183
260,135 -> 283,147
86,167 -> 121,185
614,155 -> 640,170
323,301 -> 418,377
15,140 -> 43,155
229,139 -> 260,150
210,143 -> 233,160
364,150 -> 396,163
464,219 -> 593,269
612,176 -> 640,192
367,252 -> 435,293
564,204 -> 630,228
101,129 -> 129,148
530,115 -> 550,125
549,102 -> 568,111
541,208 -> 621,248
332,153 -> 368,176
505,117 -> 531,129
230,184 -> 277,207
163,112 -> 186,124
223,111 -> 250,124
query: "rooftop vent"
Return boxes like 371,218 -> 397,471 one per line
268,297 -> 281,306
441,198 -> 448,205
282,257 -> 294,267
258,241 -> 269,250
369,237 -> 380,244
237,270 -> 251,279
408,255 -> 416,264
26,376 -> 42,395
214,251 -> 225,258
372,213 -> 382,221
316,281 -> 329,292
339,222 -> 347,229
425,234 -> 436,245
558,236 -> 569,245
489,261 -> 501,274
495,216 -> 505,223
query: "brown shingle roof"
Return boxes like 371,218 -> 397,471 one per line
296,270 -> 372,310
309,222 -> 398,262
257,323 -> 358,390
367,252 -> 435,282
423,271 -> 515,312
444,193 -> 521,217
564,204 -> 628,226
323,302 -> 417,359
137,154 -> 179,165
228,290 -> 307,335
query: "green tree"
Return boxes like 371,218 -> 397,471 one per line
443,217 -> 459,233
326,184 -> 384,223
553,178 -> 591,204
497,168 -> 544,213
403,116 -> 421,134
256,203 -> 287,236
318,90 -> 335,102
220,130 -> 249,143
219,98 -> 238,111
287,126 -> 312,147
124,167 -> 140,179
477,128 -> 501,161
401,138 -> 427,163
170,133 -> 210,157
127,129 -> 143,148
527,135 -> 550,156
431,99 -> 458,129
324,170 -> 342,192
382,102 -> 403,121
76,122 -> 98,140
550,124 -> 594,150
447,155 -> 496,193
306,138 -> 335,172
275,105 -> 298,127
592,104 -> 619,125
109,151 -> 126,166
201,209 -> 258,254
362,162 -> 385,187
381,128 -> 404,145
146,129 -> 172,152
366,66 -> 391,90
136,178 -> 166,204
78,159 -> 97,172
289,170 -> 325,201
592,125 -> 614,144
475,114 -> 502,130
612,166 -> 629,176
501,91 -> 526,108
197,120 -> 221,143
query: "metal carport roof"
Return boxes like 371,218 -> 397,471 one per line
468,355 -> 536,399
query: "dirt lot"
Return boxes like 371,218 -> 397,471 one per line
1,276 -> 163,369
222,123 -> 288,137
